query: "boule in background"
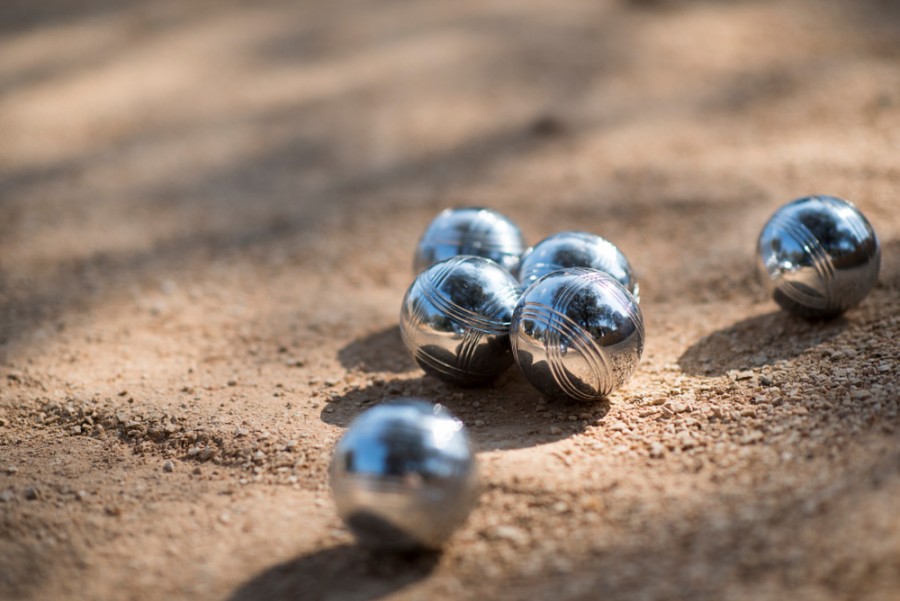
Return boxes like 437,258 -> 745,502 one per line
511,268 -> 644,402
518,231 -> 640,301
330,399 -> 478,550
400,255 -> 520,386
757,195 -> 880,319
413,207 -> 527,275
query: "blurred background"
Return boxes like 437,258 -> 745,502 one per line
2,0 -> 897,337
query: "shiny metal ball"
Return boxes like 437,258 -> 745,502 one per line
758,195 -> 880,318
330,399 -> 478,550
518,231 -> 639,301
414,207 -> 526,274
511,268 -> 644,402
400,256 -> 520,386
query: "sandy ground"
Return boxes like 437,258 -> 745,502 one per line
1,0 -> 899,599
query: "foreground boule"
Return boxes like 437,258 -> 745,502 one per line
511,268 -> 644,402
757,195 -> 880,318
330,399 -> 478,550
518,231 -> 639,300
400,255 -> 520,386
413,207 -> 526,274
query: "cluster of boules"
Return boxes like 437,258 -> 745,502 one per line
402,207 -> 645,402
330,196 -> 881,551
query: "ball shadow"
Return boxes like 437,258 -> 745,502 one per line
338,326 -> 417,374
678,310 -> 848,377
876,238 -> 900,290
227,544 -> 439,601
320,369 -> 611,451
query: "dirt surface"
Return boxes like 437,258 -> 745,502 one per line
1,1 -> 899,599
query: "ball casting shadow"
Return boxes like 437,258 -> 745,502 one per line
227,544 -> 439,601
678,310 -> 848,377
319,370 -> 611,451
338,326 -> 417,374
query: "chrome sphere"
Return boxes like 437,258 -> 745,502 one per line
330,399 -> 478,550
413,207 -> 526,274
518,231 -> 639,300
400,256 -> 520,386
511,268 -> 644,402
758,195 -> 880,318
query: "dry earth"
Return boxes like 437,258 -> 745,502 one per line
1,1 -> 899,600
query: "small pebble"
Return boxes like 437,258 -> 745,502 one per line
677,431 -> 696,450
741,431 -> 764,445
490,525 -> 531,546
163,460 -> 174,473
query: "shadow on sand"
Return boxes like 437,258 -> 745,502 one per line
337,326 -> 417,374
319,366 -> 611,451
227,544 -> 440,601
678,310 -> 848,377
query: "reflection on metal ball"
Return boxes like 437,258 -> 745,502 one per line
518,231 -> 639,301
511,268 -> 644,402
330,399 -> 478,550
758,195 -> 880,318
413,207 -> 526,274
400,256 -> 520,386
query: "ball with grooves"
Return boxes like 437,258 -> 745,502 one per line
511,268 -> 644,402
518,231 -> 639,300
330,399 -> 477,550
400,256 -> 520,386
414,207 -> 526,274
758,195 -> 880,318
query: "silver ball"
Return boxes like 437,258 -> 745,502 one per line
511,268 -> 644,402
758,195 -> 880,318
414,207 -> 526,274
330,399 -> 478,550
400,256 -> 520,386
518,231 -> 639,301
